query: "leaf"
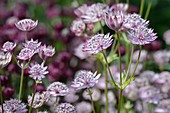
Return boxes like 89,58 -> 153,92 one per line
121,77 -> 135,89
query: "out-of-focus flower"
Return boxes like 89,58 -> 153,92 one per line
155,99 -> 170,113
163,29 -> 170,45
81,3 -> 109,23
144,40 -> 161,51
70,19 -> 85,36
105,11 -> 125,31
1,41 -> 16,52
0,75 -> 9,86
83,88 -> 101,101
71,70 -> 101,90
110,3 -> 129,12
129,63 -> 143,76
29,62 -> 48,81
96,76 -> 113,89
74,4 -> 88,17
55,103 -> 76,113
132,50 -> 148,62
32,83 -> 46,93
0,51 -> 12,69
3,86 -> 15,99
76,101 -> 92,113
154,71 -> 170,85
23,39 -> 41,53
3,99 -> 27,113
15,19 -> 38,31
38,45 -> 55,60
47,82 -> 69,97
82,33 -> 113,54
128,26 -> 157,45
17,48 -> 35,60
64,88 -> 79,103
37,111 -> 49,113
140,70 -> 157,83
134,76 -> 150,87
101,91 -> 117,105
28,91 -> 49,108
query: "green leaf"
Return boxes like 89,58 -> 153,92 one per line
121,77 -> 135,89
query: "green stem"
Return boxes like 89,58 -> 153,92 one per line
125,43 -> 130,71
115,0 -> 119,4
28,82 -> 38,113
87,88 -> 96,113
54,97 -> 59,110
99,21 -> 104,34
144,0 -> 152,19
18,68 -> 25,100
118,89 -> 123,113
126,0 -> 129,5
139,0 -> 145,16
104,66 -> 109,113
25,32 -> 28,41
0,81 -> 4,113
117,32 -> 122,85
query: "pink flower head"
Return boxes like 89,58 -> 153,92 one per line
29,62 -> 48,81
110,3 -> 129,12
70,19 -> 85,36
128,26 -> 157,45
47,82 -> 69,97
71,70 -> 101,90
0,52 -> 12,69
105,11 -> 125,31
81,3 -> 109,23
82,33 -> 113,54
38,45 -> 55,60
1,41 -> 16,52
15,19 -> 38,31
55,103 -> 76,113
17,48 -> 35,60
74,4 -> 88,17
23,38 -> 41,53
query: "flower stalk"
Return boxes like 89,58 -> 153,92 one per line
87,88 -> 96,113
0,80 -> 4,113
18,68 -> 25,100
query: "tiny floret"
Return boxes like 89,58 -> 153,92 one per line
15,19 -> 38,31
83,33 -> 113,54
55,103 -> 76,113
71,70 -> 101,90
1,41 -> 16,52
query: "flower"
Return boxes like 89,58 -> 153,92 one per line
155,99 -> 170,113
163,29 -> 170,45
47,82 -> 69,97
82,88 -> 101,101
55,103 -> 76,113
76,101 -> 92,113
1,41 -> 16,52
3,99 -> 27,113
70,19 -> 85,36
38,45 -> 55,60
71,70 -> 101,90
17,48 -> 35,60
28,91 -> 49,109
37,111 -> 49,113
81,3 -> 109,23
105,11 -> 125,31
127,26 -> 157,45
110,3 -> 129,12
74,4 -> 88,17
23,38 -> 41,53
29,62 -> 48,81
0,51 -> 12,69
15,19 -> 38,31
82,33 -> 113,54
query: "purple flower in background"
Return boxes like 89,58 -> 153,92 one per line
15,19 -> 38,31
155,99 -> 170,113
29,62 -> 48,81
23,38 -> 41,53
55,103 -> 76,113
17,48 -> 35,60
74,4 -> 88,17
70,18 -> 85,36
81,3 -> 109,23
3,99 -> 27,113
71,70 -> 101,90
47,82 -> 69,97
1,41 -> 16,52
105,11 -> 125,31
110,3 -> 129,12
38,45 -> 55,60
128,26 -> 157,45
83,33 -> 113,54
0,52 -> 12,69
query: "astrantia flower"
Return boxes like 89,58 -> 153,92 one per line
82,33 -> 113,54
55,103 -> 76,113
81,3 -> 109,23
1,41 -> 16,52
155,99 -> 170,113
38,45 -> 55,60
70,19 -> 85,36
110,3 -> 129,12
74,4 -> 88,17
15,19 -> 38,31
47,82 -> 69,97
17,48 -> 35,60
76,101 -> 92,113
28,91 -> 49,108
0,52 -> 12,69
37,111 -> 49,113
105,11 -> 125,31
29,62 -> 48,81
3,99 -> 27,113
128,26 -> 157,45
71,70 -> 101,90
23,39 -> 41,53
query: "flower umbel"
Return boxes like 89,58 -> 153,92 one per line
70,19 -> 85,36
47,82 -> 69,97
71,70 -> 101,90
82,33 -> 113,54
15,19 -> 38,31
29,62 -> 48,81
23,39 -> 41,53
55,103 -> 76,113
1,41 -> 16,52
17,48 -> 35,60
38,45 -> 55,60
